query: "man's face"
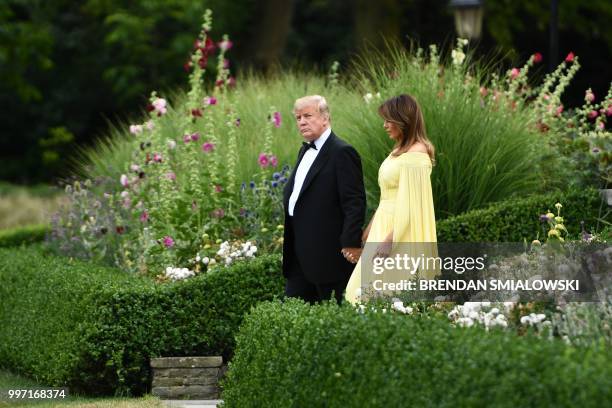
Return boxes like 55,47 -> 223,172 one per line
294,104 -> 328,141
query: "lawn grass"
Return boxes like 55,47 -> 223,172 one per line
0,183 -> 67,230
0,370 -> 164,408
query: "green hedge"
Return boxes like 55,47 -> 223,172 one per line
0,224 -> 50,247
222,299 -> 611,407
437,188 -> 606,242
0,246 -> 284,396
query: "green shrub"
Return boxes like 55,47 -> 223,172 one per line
0,224 -> 50,247
437,188 -> 607,242
0,246 -> 283,396
221,299 -> 611,407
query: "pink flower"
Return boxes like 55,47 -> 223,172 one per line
533,52 -> 543,63
223,59 -> 230,69
130,125 -> 143,135
606,105 -> 612,116
166,172 -> 176,181
212,208 -> 225,218
130,164 -> 141,172
509,68 -> 520,80
565,52 -> 575,63
218,39 -> 233,51
588,110 -> 598,119
153,153 -> 162,163
543,94 -> 550,101
190,132 -> 200,142
258,153 -> 269,168
145,120 -> 154,130
585,89 -> 595,103
556,105 -> 564,116
479,87 -> 488,97
235,118 -> 241,127
122,198 -> 131,209
120,174 -> 129,187
272,111 -> 282,128
202,142 -> 215,152
183,134 -> 191,143
215,184 -> 222,193
140,211 -> 149,223
270,155 -> 278,167
162,236 -> 174,248
596,122 -> 605,130
152,98 -> 167,115
228,77 -> 236,88
204,96 -> 217,105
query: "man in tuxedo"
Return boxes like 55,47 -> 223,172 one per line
282,95 -> 366,304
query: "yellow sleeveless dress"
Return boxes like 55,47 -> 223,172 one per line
344,152 -> 438,304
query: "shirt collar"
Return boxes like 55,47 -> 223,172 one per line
313,127 -> 332,150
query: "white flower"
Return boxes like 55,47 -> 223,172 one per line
451,49 -> 466,65
120,174 -> 129,187
165,266 -> 195,281
196,255 -> 201,262
130,124 -> 143,135
167,139 -> 177,150
202,257 -> 210,265
363,93 -> 373,103
120,191 -> 129,198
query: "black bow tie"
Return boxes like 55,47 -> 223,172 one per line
302,141 -> 317,150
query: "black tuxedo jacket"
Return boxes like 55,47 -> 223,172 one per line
282,132 -> 366,284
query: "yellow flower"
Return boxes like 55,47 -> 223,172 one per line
276,225 -> 284,230
555,202 -> 562,211
546,212 -> 555,219
554,216 -> 564,223
531,239 -> 541,246
548,229 -> 560,238
261,228 -> 269,233
555,224 -> 567,232
204,244 -> 211,249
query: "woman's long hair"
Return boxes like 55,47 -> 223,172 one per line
378,94 -> 435,164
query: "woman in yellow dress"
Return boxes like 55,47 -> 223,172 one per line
344,94 -> 438,305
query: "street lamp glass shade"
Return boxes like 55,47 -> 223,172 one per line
453,7 -> 483,40
450,0 -> 484,40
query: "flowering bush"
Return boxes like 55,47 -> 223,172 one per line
48,10 -> 285,279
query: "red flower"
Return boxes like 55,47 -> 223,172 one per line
533,52 -> 543,63
192,108 -> 202,117
565,52 -> 575,62
198,56 -> 208,69
146,104 -> 155,112
116,226 -> 125,234
587,110 -> 598,120
184,61 -> 193,72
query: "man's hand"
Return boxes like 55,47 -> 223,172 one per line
341,247 -> 362,264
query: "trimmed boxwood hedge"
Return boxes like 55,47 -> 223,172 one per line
0,224 -> 50,247
437,188 -> 606,242
221,299 -> 612,407
0,246 -> 284,396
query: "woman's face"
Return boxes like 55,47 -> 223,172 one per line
383,119 -> 402,141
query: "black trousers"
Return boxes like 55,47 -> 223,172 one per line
284,256 -> 349,305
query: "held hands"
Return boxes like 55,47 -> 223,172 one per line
341,247 -> 362,264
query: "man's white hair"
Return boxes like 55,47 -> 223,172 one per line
293,95 -> 330,120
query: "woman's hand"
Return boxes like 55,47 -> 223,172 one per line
373,235 -> 393,259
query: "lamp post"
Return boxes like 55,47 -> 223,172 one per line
449,0 -> 484,41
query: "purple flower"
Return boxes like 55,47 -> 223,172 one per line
272,111 -> 282,128
218,39 -> 233,51
258,153 -> 269,168
166,172 -> 176,181
163,236 -> 174,248
215,184 -> 223,193
235,118 -> 241,127
140,211 -> 149,223
183,134 -> 191,143
190,132 -> 200,142
202,142 -> 215,152
270,155 -> 278,167
539,214 -> 549,223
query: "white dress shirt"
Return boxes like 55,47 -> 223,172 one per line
288,127 -> 332,216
